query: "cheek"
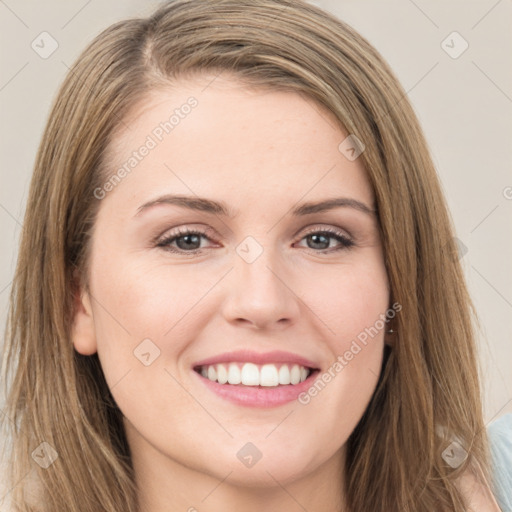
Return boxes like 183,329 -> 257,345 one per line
334,270 -> 389,350
87,256 -> 202,429
300,253 -> 389,349
294,256 -> 389,435
89,251 -> 208,344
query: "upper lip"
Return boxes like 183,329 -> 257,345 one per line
193,349 -> 320,369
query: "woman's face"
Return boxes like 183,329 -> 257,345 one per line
73,75 -> 390,491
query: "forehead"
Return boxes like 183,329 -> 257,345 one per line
102,75 -> 374,212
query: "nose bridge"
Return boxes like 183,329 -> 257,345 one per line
223,235 -> 299,328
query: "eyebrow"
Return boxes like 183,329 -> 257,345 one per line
135,194 -> 376,218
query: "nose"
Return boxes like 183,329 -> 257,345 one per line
221,245 -> 300,330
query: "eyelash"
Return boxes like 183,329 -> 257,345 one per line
155,226 -> 355,255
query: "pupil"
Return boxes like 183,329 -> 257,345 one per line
309,233 -> 328,249
178,234 -> 200,250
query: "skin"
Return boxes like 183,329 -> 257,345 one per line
71,73 -> 394,512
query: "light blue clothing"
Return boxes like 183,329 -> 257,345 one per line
488,413 -> 512,511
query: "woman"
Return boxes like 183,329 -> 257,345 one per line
1,0 -> 505,510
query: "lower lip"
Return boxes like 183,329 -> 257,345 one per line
193,369 -> 320,408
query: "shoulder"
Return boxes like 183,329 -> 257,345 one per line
456,468 -> 502,512
487,413 -> 512,511
456,414 -> 512,511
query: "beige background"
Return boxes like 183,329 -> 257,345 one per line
1,0 -> 511,493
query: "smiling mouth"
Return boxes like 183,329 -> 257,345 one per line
193,362 -> 318,387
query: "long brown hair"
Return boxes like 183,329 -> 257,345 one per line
1,1 -> 492,510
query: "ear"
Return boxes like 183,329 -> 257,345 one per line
71,283 -> 97,356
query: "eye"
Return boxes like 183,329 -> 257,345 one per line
294,227 -> 355,253
156,227 -> 216,254
155,226 -> 355,255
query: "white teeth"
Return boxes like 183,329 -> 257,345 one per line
241,362 -> 259,385
199,362 -> 312,386
207,365 -> 217,381
290,364 -> 301,385
278,364 -> 291,385
260,364 -> 279,387
227,363 -> 241,384
217,364 -> 228,384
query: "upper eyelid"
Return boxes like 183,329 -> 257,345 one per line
300,225 -> 351,237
